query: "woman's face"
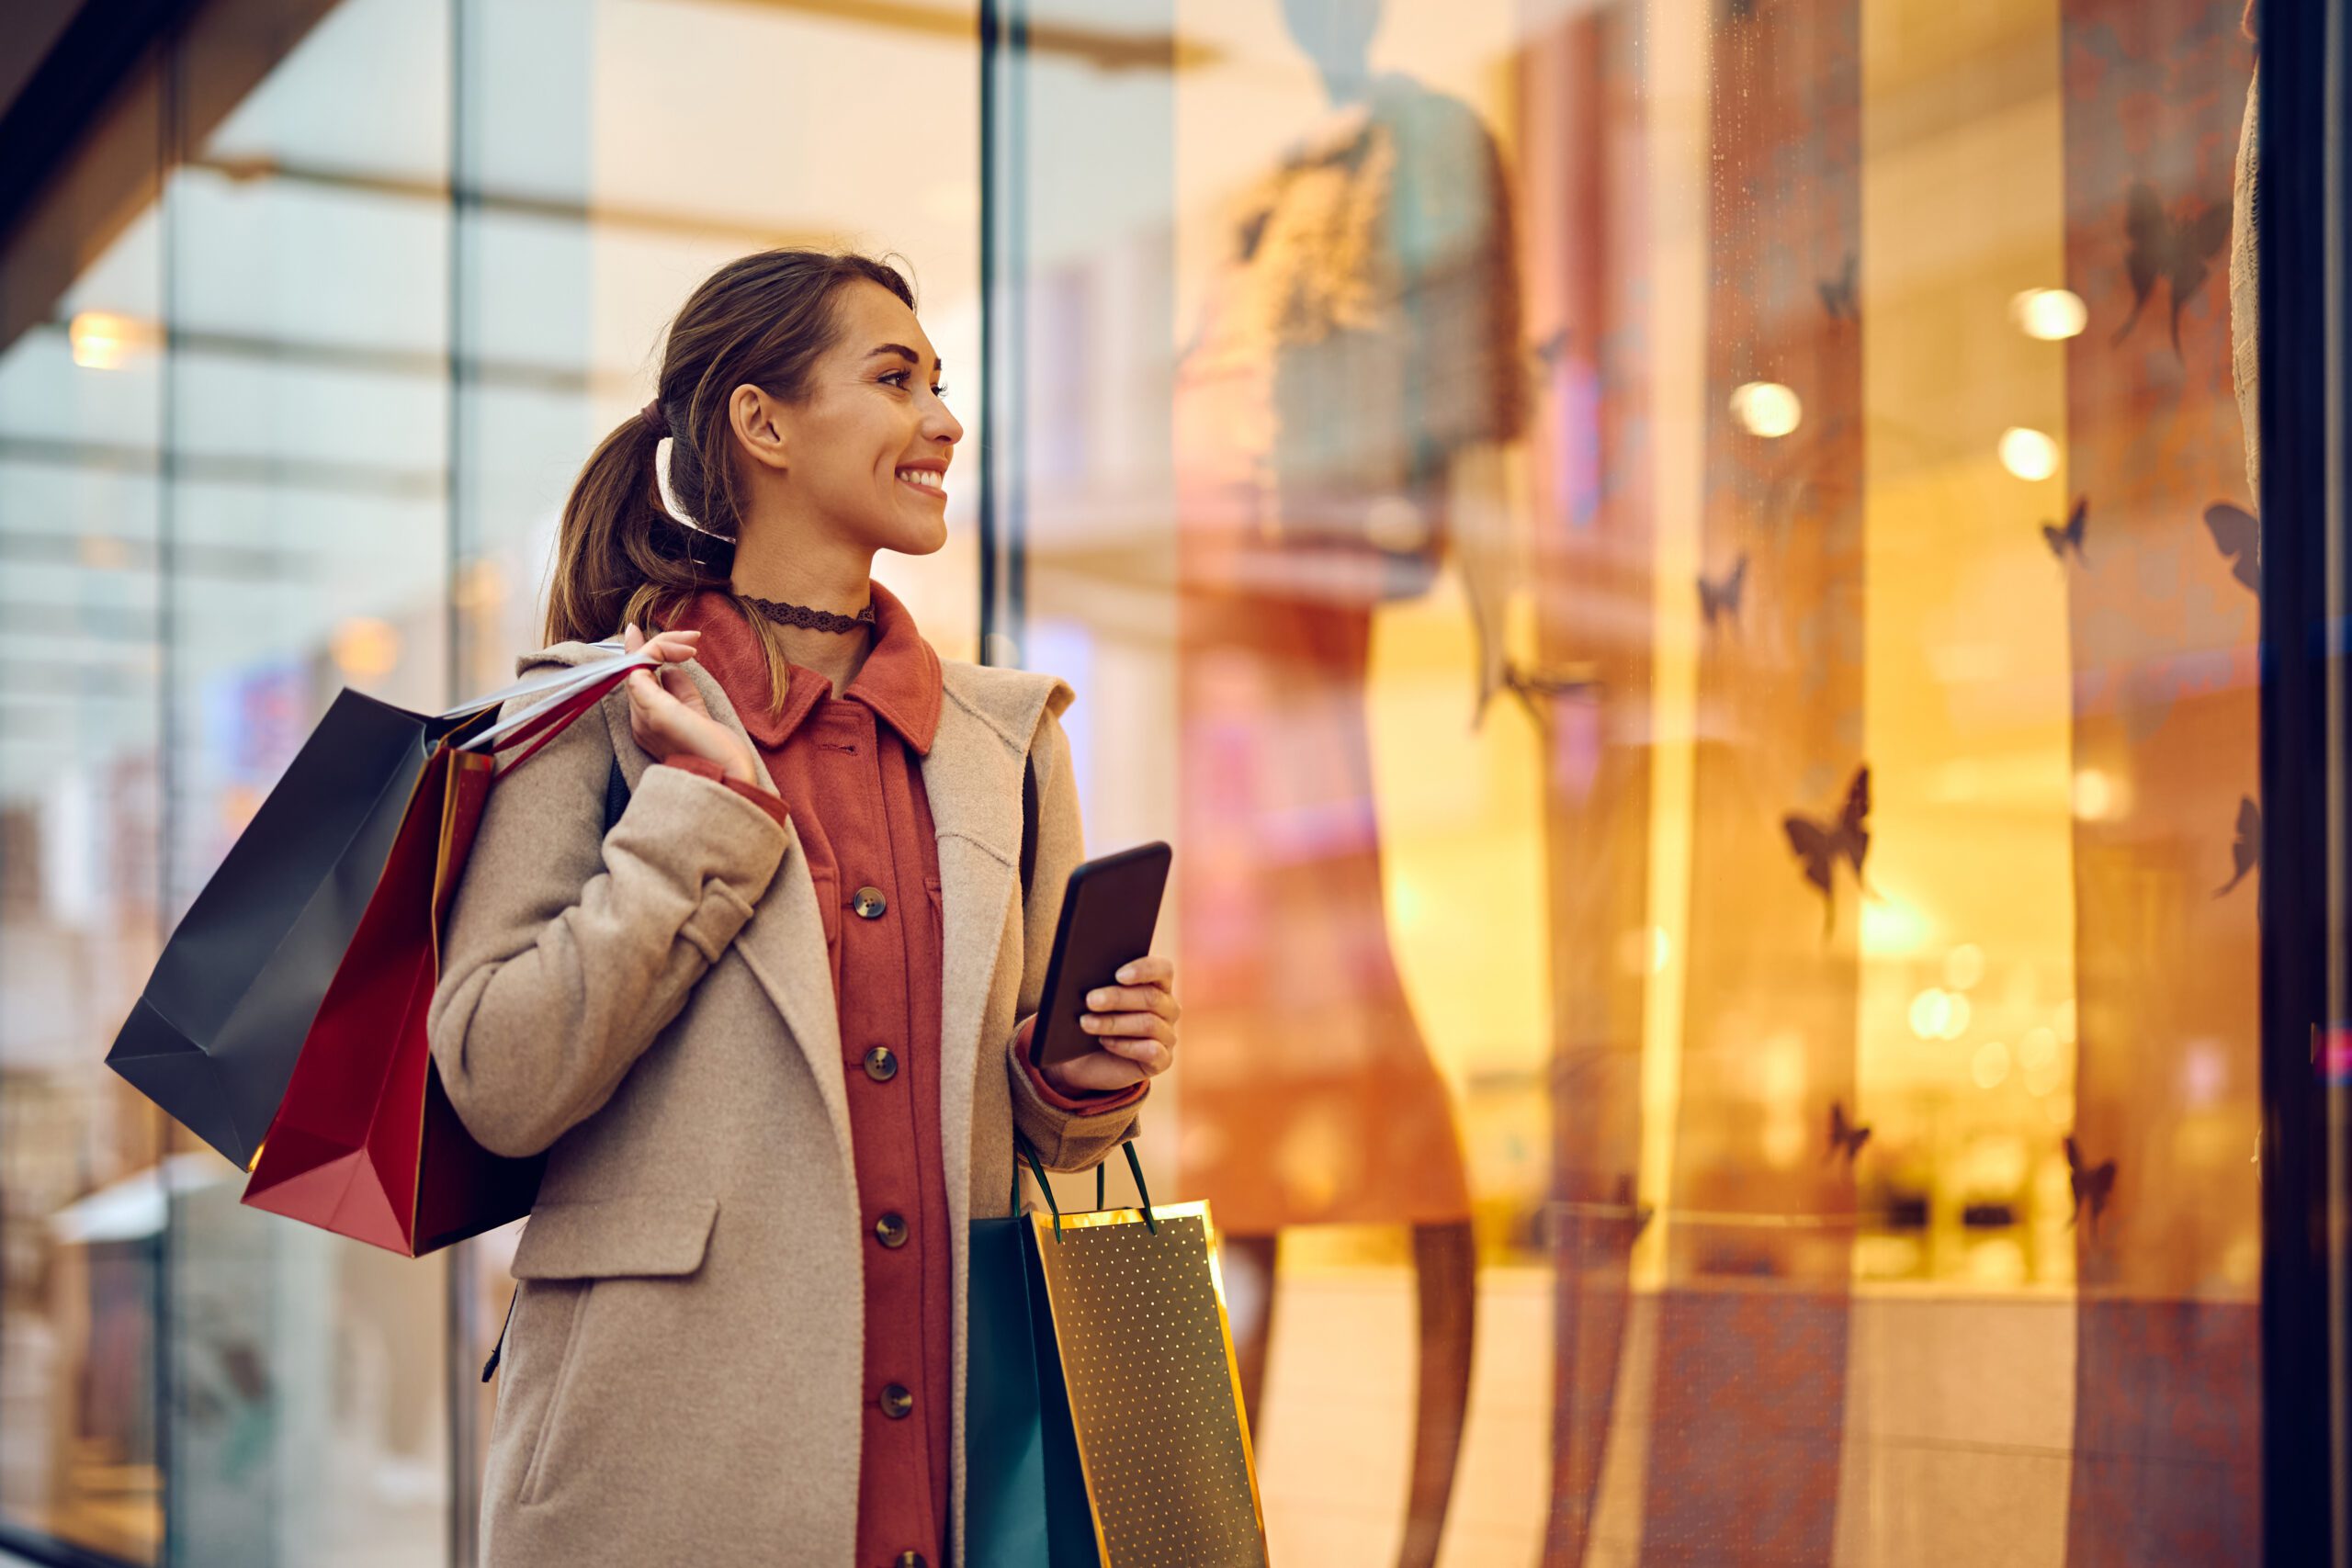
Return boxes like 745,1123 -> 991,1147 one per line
757,279 -> 961,558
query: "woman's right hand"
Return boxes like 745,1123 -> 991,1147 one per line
620,622 -> 776,796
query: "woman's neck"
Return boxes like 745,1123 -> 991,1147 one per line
729,536 -> 876,698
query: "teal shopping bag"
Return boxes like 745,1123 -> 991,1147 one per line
967,1136 -> 1104,1567
966,1137 -> 1270,1568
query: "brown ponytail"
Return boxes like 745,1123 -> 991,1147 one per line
543,247 -> 920,708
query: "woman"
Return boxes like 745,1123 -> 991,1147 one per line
426,249 -> 1178,1568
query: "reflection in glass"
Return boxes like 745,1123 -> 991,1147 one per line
1171,1 -> 1526,1560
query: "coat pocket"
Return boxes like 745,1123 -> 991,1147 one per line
510,1195 -> 720,1281
509,1195 -> 719,1506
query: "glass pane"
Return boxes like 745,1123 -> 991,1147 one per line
0,58 -> 171,1568
158,1 -> 455,1562
1009,0 -> 2268,1561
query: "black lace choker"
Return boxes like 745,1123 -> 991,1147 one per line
743,594 -> 876,635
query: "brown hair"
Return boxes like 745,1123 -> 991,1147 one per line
543,248 -> 918,709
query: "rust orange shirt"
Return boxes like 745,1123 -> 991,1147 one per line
654,581 -> 1136,1568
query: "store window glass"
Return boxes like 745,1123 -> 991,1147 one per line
1,0 -> 460,1560
1009,0 -> 2266,1562
0,56 -> 171,1568
158,4 -> 458,1562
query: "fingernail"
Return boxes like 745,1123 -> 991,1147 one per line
1080,1015 -> 1100,1030
1088,989 -> 1108,1008
1115,964 -> 1136,983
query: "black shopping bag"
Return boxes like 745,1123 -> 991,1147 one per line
106,651 -> 649,1169
967,1138 -> 1270,1567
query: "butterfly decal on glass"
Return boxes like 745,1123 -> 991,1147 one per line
1818,252 -> 1858,323
2111,179 -> 2232,360
1782,765 -> 1872,935
2203,502 -> 2259,594
1500,659 -> 1602,738
2064,1136 -> 2118,1235
2216,795 -> 2261,898
2041,495 -> 2088,566
1826,1100 -> 1871,1165
1698,552 -> 1749,631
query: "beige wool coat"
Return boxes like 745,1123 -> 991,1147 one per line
425,636 -> 1144,1566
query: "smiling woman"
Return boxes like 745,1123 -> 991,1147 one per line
541,253 -> 964,710
427,246 -> 1170,1568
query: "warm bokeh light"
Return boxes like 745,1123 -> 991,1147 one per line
1862,895 -> 1931,955
1945,943 -> 1985,990
68,310 -> 149,369
330,617 -> 401,678
2072,768 -> 2123,819
1998,425 -> 2061,480
1939,993 -> 1973,1040
1729,379 -> 1803,438
1910,988 -> 1954,1040
453,558 -> 507,610
1972,1040 -> 2013,1089
2009,287 -> 2088,341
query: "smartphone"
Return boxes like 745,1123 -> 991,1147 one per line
1030,841 -> 1174,1072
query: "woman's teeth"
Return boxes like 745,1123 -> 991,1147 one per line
896,468 -> 944,492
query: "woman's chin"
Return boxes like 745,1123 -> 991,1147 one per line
882,516 -> 952,557
893,510 -> 950,557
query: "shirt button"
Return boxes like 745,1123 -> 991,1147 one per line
863,1046 -> 899,1083
874,1212 -> 909,1249
895,1554 -> 928,1568
852,886 -> 888,919
880,1383 -> 914,1419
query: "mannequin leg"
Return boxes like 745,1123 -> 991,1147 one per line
1224,1231 -> 1282,1438
1399,1220 -> 1476,1568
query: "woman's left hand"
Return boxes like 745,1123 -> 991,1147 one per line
1036,954 -> 1179,1097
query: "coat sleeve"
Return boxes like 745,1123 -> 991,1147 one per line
428,693 -> 789,1157
1003,704 -> 1149,1170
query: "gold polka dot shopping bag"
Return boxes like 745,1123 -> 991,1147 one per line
966,1135 -> 1271,1567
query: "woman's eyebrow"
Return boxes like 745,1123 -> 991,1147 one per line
866,343 -> 943,374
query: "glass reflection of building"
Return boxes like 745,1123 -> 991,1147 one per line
0,0 -> 2325,1564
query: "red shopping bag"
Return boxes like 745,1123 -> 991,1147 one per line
239,667 -> 631,1257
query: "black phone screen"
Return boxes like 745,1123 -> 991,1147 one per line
1030,841 -> 1173,1072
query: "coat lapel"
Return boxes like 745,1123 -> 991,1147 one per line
586,651 -> 854,1177
922,679 -> 1032,1231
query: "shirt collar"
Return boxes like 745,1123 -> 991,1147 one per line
661,579 -> 943,755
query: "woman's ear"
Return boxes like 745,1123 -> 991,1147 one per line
729,383 -> 791,474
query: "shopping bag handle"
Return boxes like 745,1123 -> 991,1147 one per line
486,672 -> 629,771
1011,1131 -> 1156,1242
